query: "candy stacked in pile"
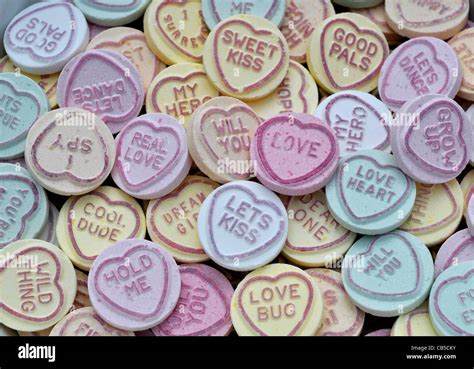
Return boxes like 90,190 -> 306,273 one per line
0,0 -> 473,337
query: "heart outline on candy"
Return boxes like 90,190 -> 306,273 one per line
116,119 -> 182,190
209,0 -> 279,22
0,79 -> 41,148
401,183 -> 458,233
433,268 -> 474,335
0,174 -> 40,248
255,116 -> 338,184
338,154 -> 412,221
286,228 -> 352,252
90,34 -> 162,78
307,270 -> 364,336
237,271 -> 314,336
31,121 -> 110,184
320,18 -> 388,90
5,2 -> 77,62
150,71 -> 214,113
405,309 -> 429,336
62,51 -> 142,124
93,244 -> 170,319
66,190 -> 142,261
155,1 -> 208,61
284,189 -> 353,252
324,93 -> 390,151
404,101 -> 467,175
0,246 -> 65,322
347,232 -> 422,298
288,62 -> 310,113
198,105 -> 260,180
57,309 -> 132,336
395,0 -> 467,27
379,40 -> 450,107
450,33 -> 474,90
158,266 -> 231,336
213,19 -> 287,93
207,184 -> 286,260
149,178 -> 218,255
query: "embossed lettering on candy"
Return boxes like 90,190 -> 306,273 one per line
188,96 -> 261,183
88,239 -> 181,331
252,113 -> 339,196
203,14 -> 289,100
230,264 -> 324,336
391,95 -> 472,184
25,107 -> 116,196
307,13 -> 389,93
378,37 -> 462,112
0,73 -> 49,160
341,231 -> 434,317
429,261 -> 474,336
57,50 -> 144,134
202,0 -> 287,29
325,150 -> 416,235
4,2 -> 89,74
0,239 -> 77,332
0,163 -> 48,249
153,264 -> 234,336
313,91 -> 391,155
112,113 -> 192,199
198,181 -> 288,271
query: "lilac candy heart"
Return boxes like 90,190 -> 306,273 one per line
111,113 -> 192,200
57,49 -> 144,134
152,264 -> 234,336
379,37 -> 462,112
88,239 -> 181,331
391,95 -> 472,184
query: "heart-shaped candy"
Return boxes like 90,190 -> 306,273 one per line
254,114 -> 338,186
147,176 -> 218,263
112,113 -> 192,199
0,240 -> 76,332
58,50 -> 144,132
199,105 -> 260,179
316,90 -> 390,154
378,38 -> 458,111
51,307 -> 134,336
338,154 -> 411,221
117,121 -> 181,190
88,239 -> 181,331
154,1 -> 208,62
394,0 -> 467,27
30,122 -> 110,184
342,231 -> 434,317
326,150 -> 416,235
212,18 -> 287,94
319,16 -> 388,90
199,181 -> 288,271
25,107 -> 116,196
232,264 -> 322,336
0,79 -> 41,148
63,187 -> 145,265
0,164 -> 48,249
347,233 -> 421,297
153,264 -> 233,336
4,2 -> 89,74
5,2 -> 77,61
404,101 -> 468,175
430,262 -> 474,336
